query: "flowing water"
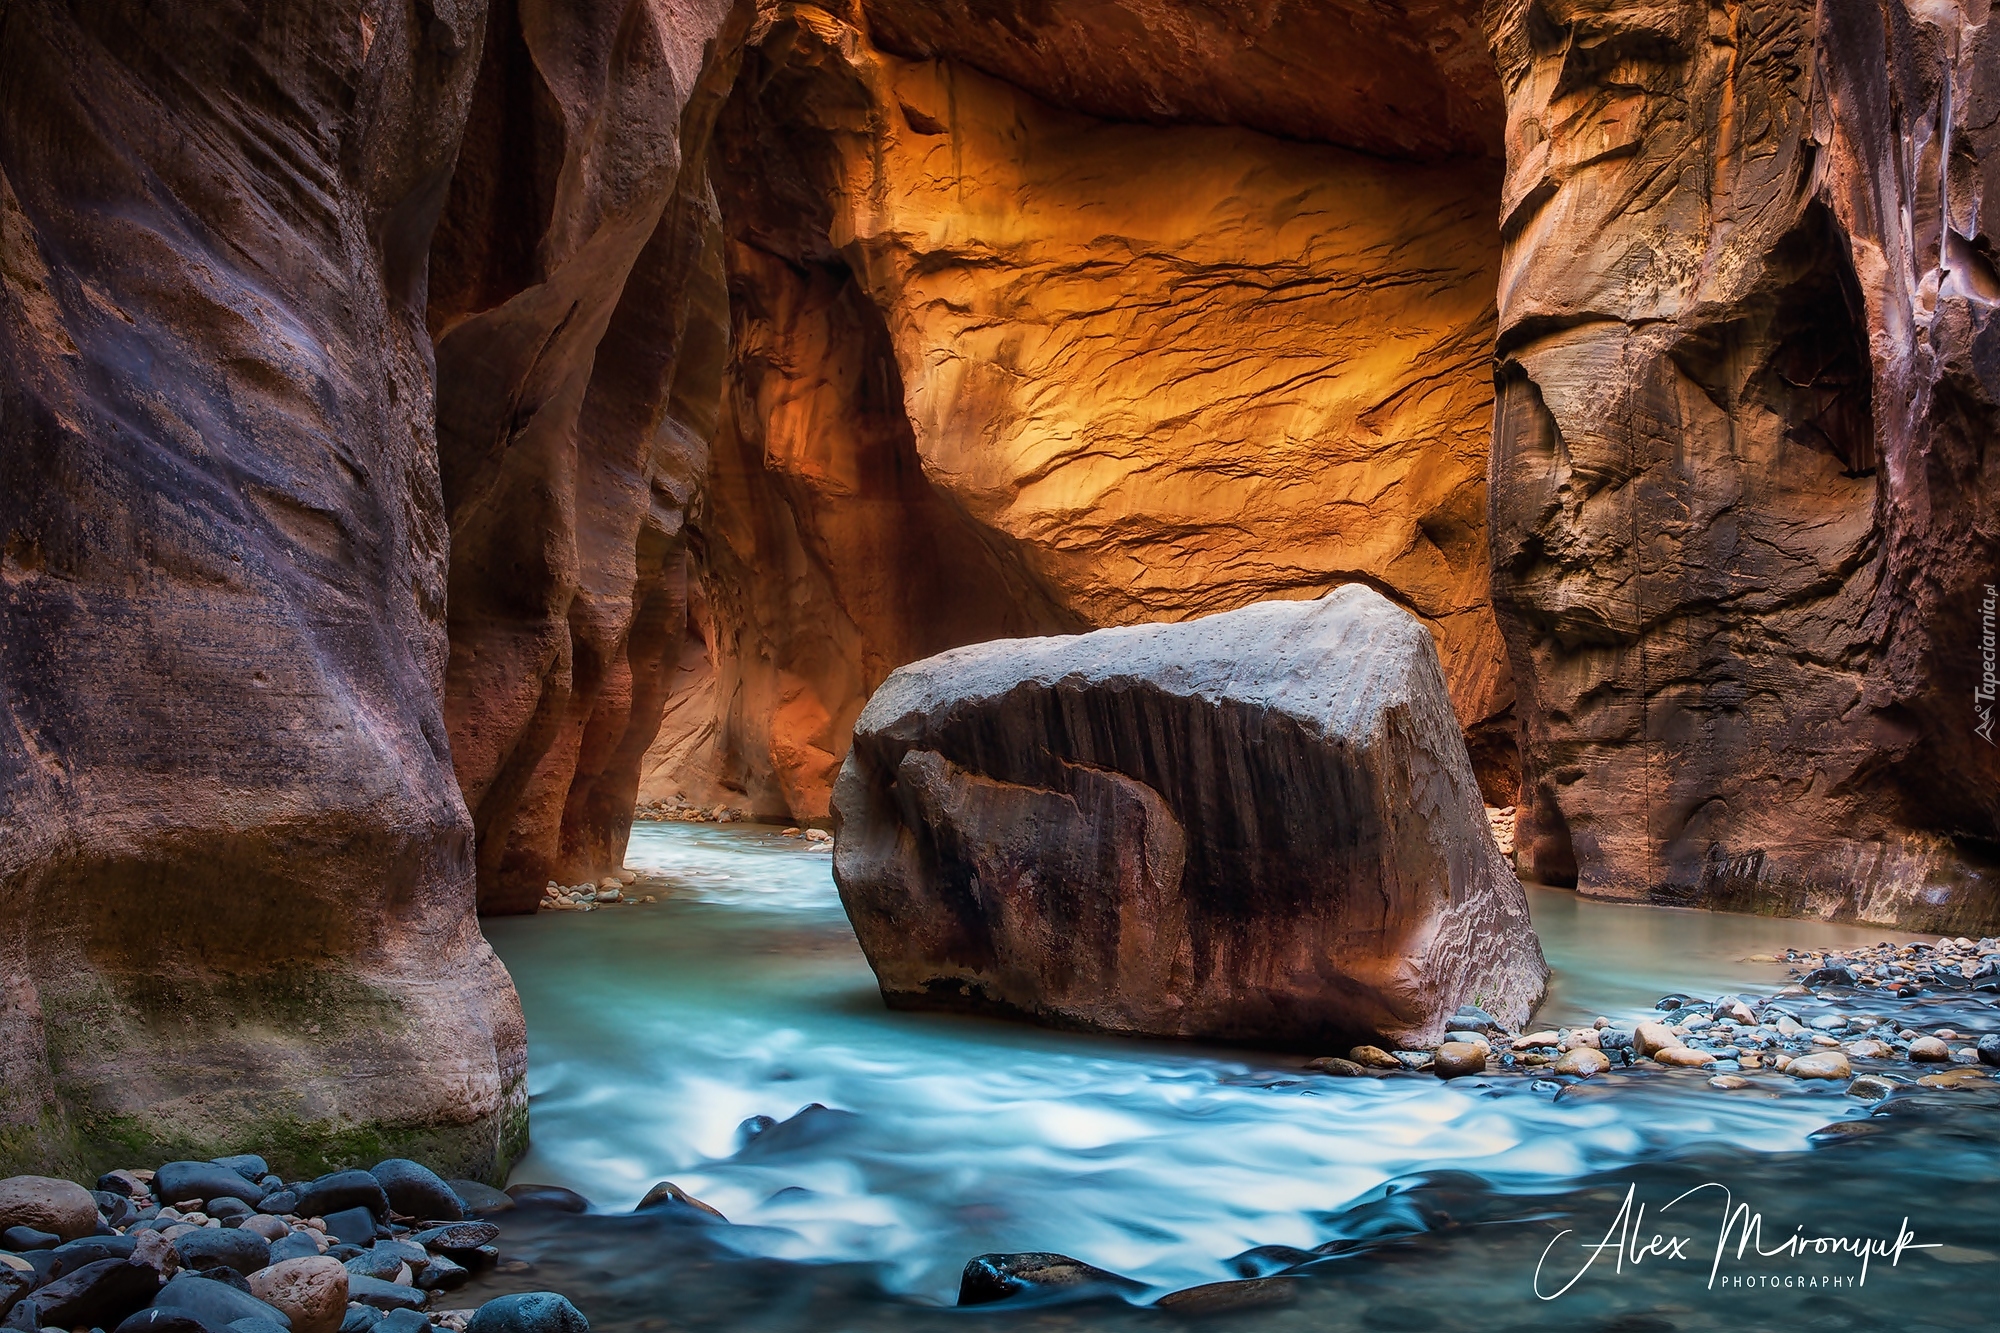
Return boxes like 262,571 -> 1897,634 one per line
474,824 -> 2000,1332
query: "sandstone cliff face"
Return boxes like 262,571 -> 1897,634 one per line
428,0 -> 741,912
1486,0 -> 2000,926
833,589 -> 1548,1048
0,0 -> 523,1174
683,1 -> 1518,821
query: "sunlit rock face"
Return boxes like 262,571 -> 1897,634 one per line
0,0 -> 523,1174
1485,0 -> 2000,928
682,1 -> 1517,820
832,588 -> 1550,1048
428,0 -> 740,912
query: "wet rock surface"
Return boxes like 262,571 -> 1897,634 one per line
0,0 -> 525,1175
1485,0 -> 2000,927
0,1156 -> 588,1333
833,589 -> 1549,1048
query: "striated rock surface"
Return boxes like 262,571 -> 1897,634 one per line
831,587 -> 1549,1048
0,1 -> 523,1173
429,0 -> 742,912
677,1 -> 1517,821
1486,0 -> 2000,928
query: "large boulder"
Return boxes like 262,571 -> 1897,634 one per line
831,586 -> 1548,1048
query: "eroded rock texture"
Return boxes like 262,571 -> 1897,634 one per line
429,0 -> 741,912
1486,0 -> 2000,927
679,0 -> 1517,821
0,0 -> 523,1174
832,587 -> 1549,1048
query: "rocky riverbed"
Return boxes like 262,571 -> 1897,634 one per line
0,1157 -> 622,1333
1302,934 -> 2000,1101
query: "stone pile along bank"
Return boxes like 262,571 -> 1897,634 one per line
0,1155 -> 608,1333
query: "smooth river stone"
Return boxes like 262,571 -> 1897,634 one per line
0,1176 -> 101,1241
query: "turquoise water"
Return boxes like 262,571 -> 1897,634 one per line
475,824 -> 2000,1331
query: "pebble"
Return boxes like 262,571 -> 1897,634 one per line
1916,1067 -> 1990,1090
1554,1047 -> 1610,1078
295,1172 -> 390,1222
367,1160 -> 463,1223
0,1176 -> 101,1242
1908,1036 -> 1951,1061
1787,1050 -> 1854,1080
249,1257 -> 349,1333
465,1293 -> 590,1333
1431,1042 -> 1486,1078
1345,1046 -> 1402,1070
1510,1030 -> 1560,1051
171,1225 -> 271,1275
151,1163 -> 265,1209
1303,1056 -> 1367,1077
1654,1046 -> 1718,1068
1842,1039 -> 1892,1059
1632,1023 -> 1678,1058
1390,1050 -> 1434,1072
1708,1075 -> 1751,1090
1846,1075 -> 1900,1100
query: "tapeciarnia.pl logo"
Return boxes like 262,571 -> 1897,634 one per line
1978,582 -> 1998,744
1534,1182 -> 1938,1298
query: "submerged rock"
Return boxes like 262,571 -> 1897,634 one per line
957,1253 -> 1145,1307
832,589 -> 1548,1049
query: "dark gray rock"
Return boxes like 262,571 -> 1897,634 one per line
294,1175 -> 389,1223
255,1192 -> 300,1218
443,1184 -> 511,1217
173,1229 -> 270,1277
957,1253 -> 1146,1307
465,1292 -> 589,1333
154,1165 -> 263,1209
95,1175 -> 139,1199
94,1192 -> 139,1228
207,1199 -> 253,1225
325,1245 -> 366,1263
413,1255 -> 465,1292
373,1310 -> 427,1333
1804,966 -> 1858,987
228,1319 -> 289,1333
153,1273 -> 293,1331
266,1234 -> 321,1265
322,1208 -> 378,1248
367,1164 -> 461,1223
0,1269 -> 30,1323
339,1307 -> 383,1333
1,1228 -> 55,1252
210,1159 -> 268,1185
342,1252 -> 404,1283
115,1309 -> 228,1333
49,1234 -> 137,1276
410,1224 -> 498,1256
502,1187 -> 587,1214
343,1277 -> 425,1313
632,1183 -> 725,1223
197,1267 -> 254,1295
831,589 -> 1550,1048
1978,1034 -> 2000,1067
31,1257 -> 160,1329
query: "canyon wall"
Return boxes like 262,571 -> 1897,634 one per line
428,0 -> 742,913
0,0 -> 523,1175
669,0 -> 1520,822
1486,0 -> 2000,926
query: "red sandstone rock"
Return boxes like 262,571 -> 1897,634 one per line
1485,0 -> 2000,928
428,0 -> 741,912
677,2 -> 1519,821
0,0 -> 522,1170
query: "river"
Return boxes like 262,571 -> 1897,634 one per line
472,823 -> 2000,1332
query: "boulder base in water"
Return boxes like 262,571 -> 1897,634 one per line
831,586 -> 1548,1048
